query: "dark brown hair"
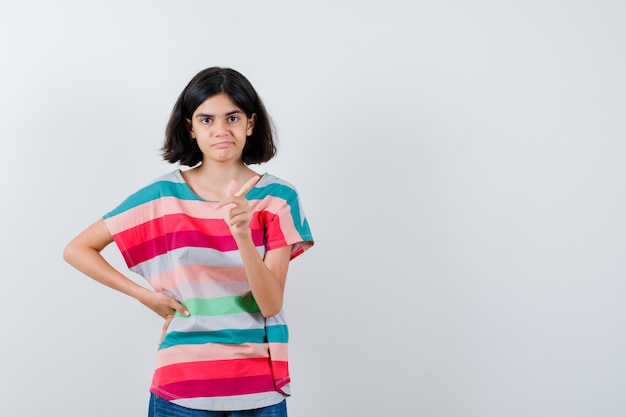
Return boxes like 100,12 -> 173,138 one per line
162,67 -> 276,166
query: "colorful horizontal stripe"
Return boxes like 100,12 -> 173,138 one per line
178,296 -> 260,317
155,375 -> 276,400
102,170 -> 313,411
160,324 -> 289,350
154,358 -> 275,385
155,343 -> 272,368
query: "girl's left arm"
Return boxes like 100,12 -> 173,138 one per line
220,176 -> 292,317
235,236 -> 292,318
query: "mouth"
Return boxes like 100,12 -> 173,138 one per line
212,141 -> 234,148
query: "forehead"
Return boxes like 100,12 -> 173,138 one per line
193,92 -> 243,116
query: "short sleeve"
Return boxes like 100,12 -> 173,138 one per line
101,176 -> 174,271
263,184 -> 314,260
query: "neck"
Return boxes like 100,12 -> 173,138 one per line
195,161 -> 249,183
182,161 -> 258,201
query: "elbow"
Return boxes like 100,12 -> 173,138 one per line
260,302 -> 283,318
62,242 -> 76,265
63,241 -> 83,266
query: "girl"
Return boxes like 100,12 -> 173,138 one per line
63,67 -> 314,417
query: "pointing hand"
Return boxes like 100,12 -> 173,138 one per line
219,175 -> 260,237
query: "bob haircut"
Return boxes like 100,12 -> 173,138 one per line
162,67 -> 276,166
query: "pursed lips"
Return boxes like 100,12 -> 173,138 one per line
212,141 -> 234,147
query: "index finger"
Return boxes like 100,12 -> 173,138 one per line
234,175 -> 261,197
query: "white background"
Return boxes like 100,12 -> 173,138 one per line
1,1 -> 625,416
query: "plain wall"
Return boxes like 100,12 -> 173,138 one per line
1,1 -> 625,416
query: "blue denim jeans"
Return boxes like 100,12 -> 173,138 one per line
148,393 -> 287,417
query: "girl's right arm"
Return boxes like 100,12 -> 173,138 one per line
63,219 -> 189,318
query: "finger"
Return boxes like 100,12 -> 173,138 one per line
234,175 -> 260,197
222,202 -> 235,221
227,210 -> 251,226
173,302 -> 190,317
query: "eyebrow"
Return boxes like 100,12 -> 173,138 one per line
195,110 -> 244,119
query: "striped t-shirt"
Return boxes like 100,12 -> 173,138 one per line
102,170 -> 313,411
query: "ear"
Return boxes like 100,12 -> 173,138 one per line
247,114 -> 257,136
185,118 -> 195,139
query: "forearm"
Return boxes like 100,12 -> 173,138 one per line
63,244 -> 151,303
235,234 -> 286,318
219,179 -> 291,317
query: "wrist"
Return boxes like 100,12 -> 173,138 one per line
232,231 -> 255,248
232,228 -> 253,241
129,285 -> 153,304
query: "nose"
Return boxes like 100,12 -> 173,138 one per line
212,119 -> 228,136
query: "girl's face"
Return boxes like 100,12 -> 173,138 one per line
187,93 -> 256,164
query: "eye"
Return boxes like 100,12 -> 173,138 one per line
228,116 -> 239,123
200,117 -> 212,124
